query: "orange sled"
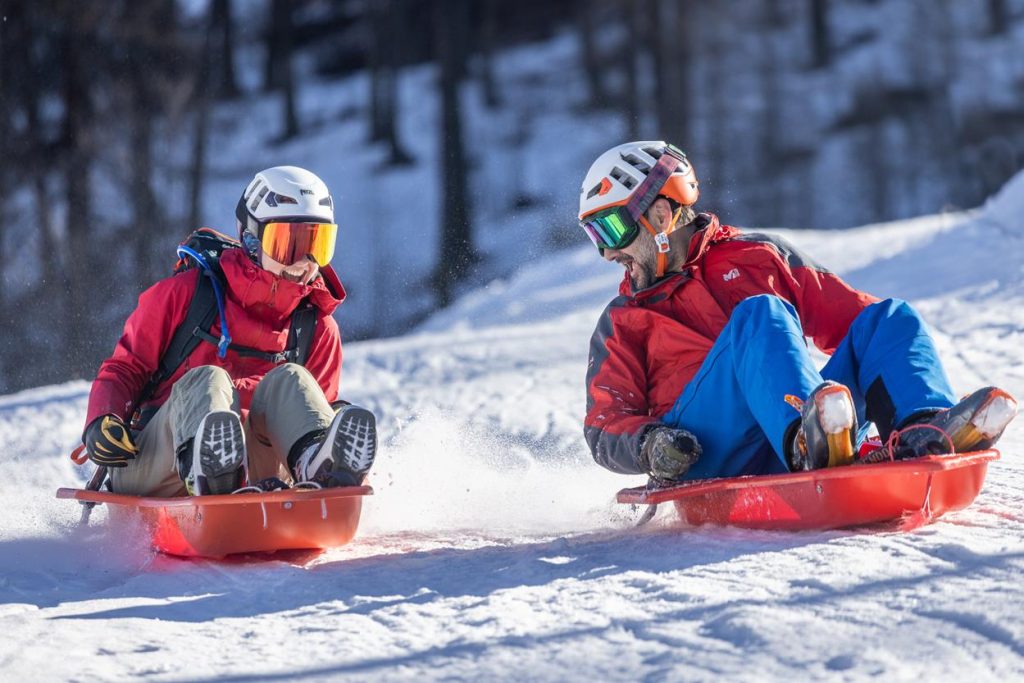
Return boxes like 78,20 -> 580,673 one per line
56,485 -> 372,558
617,451 -> 999,531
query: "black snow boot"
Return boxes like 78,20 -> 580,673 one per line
176,411 -> 247,495
290,405 -> 377,487
873,386 -> 1018,461
787,381 -> 858,471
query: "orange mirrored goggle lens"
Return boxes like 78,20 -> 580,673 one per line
261,222 -> 337,266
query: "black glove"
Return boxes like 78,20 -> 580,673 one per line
83,414 -> 139,468
640,426 -> 702,481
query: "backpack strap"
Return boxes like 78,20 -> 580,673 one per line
288,302 -> 318,365
135,270 -> 220,410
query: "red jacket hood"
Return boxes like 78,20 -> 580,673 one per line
617,213 -> 739,298
219,248 -> 346,321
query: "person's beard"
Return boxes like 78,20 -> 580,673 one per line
628,238 -> 659,291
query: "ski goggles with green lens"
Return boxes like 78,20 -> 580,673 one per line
580,206 -> 641,252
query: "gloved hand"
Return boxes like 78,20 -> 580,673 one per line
640,426 -> 702,481
83,414 -> 139,468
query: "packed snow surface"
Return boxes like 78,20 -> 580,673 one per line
2,174 -> 1024,681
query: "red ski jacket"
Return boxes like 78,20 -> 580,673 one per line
85,248 -> 346,429
584,213 -> 878,474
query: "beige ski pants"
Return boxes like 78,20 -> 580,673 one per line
110,364 -> 335,497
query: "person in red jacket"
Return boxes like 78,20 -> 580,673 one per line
82,166 -> 378,496
579,141 -> 1018,484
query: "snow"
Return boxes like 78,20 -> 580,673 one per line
2,172 -> 1024,680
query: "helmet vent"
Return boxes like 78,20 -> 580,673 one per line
641,146 -> 662,159
267,192 -> 297,205
621,153 -> 651,173
585,183 -> 602,199
610,167 -> 636,190
250,184 -> 268,211
319,196 -> 333,208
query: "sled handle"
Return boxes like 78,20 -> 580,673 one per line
70,444 -> 89,466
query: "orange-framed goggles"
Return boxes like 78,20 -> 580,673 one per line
260,221 -> 337,266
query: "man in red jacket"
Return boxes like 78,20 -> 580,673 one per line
579,141 -> 1017,484
82,166 -> 377,496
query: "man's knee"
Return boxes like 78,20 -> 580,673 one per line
173,365 -> 232,395
731,294 -> 798,328
261,362 -> 317,387
252,363 -> 325,408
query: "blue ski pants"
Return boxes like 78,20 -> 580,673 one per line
660,295 -> 956,479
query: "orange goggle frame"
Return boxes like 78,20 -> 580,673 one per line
260,222 -> 337,266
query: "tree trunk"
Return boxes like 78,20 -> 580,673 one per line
651,0 -> 691,148
189,6 -> 215,232
212,0 -> 240,98
624,2 -> 643,139
433,0 -> 476,307
577,0 -> 610,109
988,0 -> 1008,35
479,0 -> 502,109
263,0 -> 288,91
62,24 -> 95,380
278,0 -> 299,139
130,72 -> 160,284
809,0 -> 830,69
369,0 -> 414,165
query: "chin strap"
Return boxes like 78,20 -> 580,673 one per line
638,207 -> 686,278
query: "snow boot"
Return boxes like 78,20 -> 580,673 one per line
291,405 -> 377,487
177,411 -> 247,495
880,386 -> 1018,461
787,381 -> 858,471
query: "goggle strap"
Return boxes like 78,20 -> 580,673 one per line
626,152 -> 682,222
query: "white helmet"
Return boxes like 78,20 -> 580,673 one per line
578,141 -> 699,220
235,166 -> 334,238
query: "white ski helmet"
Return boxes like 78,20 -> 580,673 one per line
578,141 -> 699,221
235,165 -> 334,239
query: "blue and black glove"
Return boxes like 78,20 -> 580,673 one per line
83,414 -> 139,468
640,426 -> 702,481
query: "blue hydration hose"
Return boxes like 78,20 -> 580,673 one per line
176,245 -> 232,358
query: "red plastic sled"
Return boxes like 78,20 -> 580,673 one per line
617,451 -> 999,531
56,485 -> 372,558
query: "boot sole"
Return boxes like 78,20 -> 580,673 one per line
194,411 -> 247,495
330,406 -> 377,477
815,385 -> 856,468
949,389 -> 1018,452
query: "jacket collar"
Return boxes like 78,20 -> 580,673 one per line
219,248 -> 346,319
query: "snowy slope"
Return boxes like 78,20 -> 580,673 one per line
1,174 -> 1023,681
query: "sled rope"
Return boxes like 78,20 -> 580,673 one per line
863,423 -> 956,464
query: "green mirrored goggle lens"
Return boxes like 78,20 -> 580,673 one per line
581,209 -> 639,251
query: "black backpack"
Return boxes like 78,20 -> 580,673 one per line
132,228 -> 318,417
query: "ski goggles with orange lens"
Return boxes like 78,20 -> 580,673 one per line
260,221 -> 337,266
580,206 -> 640,252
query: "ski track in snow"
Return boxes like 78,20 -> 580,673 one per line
2,180 -> 1024,680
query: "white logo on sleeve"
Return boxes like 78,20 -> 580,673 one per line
723,268 -> 741,282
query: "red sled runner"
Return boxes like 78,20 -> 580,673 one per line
56,485 -> 372,558
617,450 -> 998,531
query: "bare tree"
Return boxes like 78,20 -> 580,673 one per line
650,0 -> 691,148
809,0 -> 831,69
988,0 -> 1008,35
189,6 -> 216,233
433,0 -> 477,307
577,0 -> 611,109
368,0 -> 413,165
479,0 -> 502,109
61,10 -> 97,379
278,0 -> 300,139
212,0 -> 240,98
